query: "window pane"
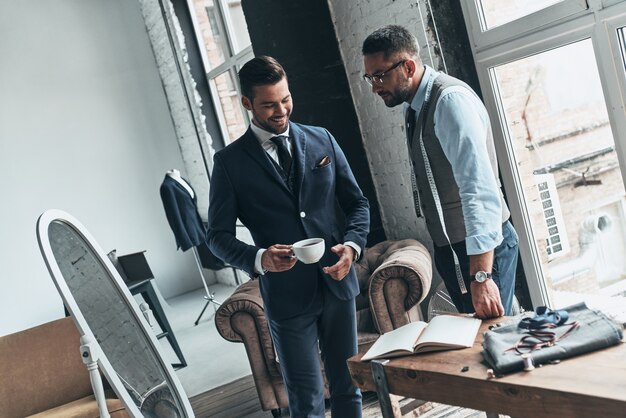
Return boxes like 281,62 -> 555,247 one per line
492,39 -> 626,309
222,0 -> 251,53
191,0 -> 226,70
210,70 -> 247,143
478,0 -> 563,30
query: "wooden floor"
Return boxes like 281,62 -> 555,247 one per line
190,375 -> 270,418
189,375 -> 390,418
189,375 -> 489,418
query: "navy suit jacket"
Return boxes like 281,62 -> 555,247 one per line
207,122 -> 370,320
160,175 -> 206,251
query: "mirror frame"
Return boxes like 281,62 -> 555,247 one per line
36,209 -> 195,417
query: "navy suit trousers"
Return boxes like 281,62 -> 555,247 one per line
267,281 -> 362,418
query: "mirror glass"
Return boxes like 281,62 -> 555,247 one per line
38,211 -> 193,417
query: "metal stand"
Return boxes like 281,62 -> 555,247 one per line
371,359 -> 397,418
80,335 -> 111,418
371,359 -> 429,418
192,247 -> 221,326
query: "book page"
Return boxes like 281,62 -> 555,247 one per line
416,315 -> 481,351
361,321 -> 427,361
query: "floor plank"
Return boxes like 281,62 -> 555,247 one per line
190,375 -> 270,418
190,374 -> 492,418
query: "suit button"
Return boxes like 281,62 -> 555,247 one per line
300,211 -> 306,218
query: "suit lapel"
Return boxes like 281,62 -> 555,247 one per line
240,127 -> 292,195
290,122 -> 306,204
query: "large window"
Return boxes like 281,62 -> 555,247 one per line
477,0 -> 564,30
462,0 -> 626,317
188,0 -> 252,145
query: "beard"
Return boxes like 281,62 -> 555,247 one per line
381,79 -> 412,108
253,112 -> 290,135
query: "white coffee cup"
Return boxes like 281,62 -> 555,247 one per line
292,238 -> 325,264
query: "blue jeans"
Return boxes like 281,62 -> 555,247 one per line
434,220 -> 519,315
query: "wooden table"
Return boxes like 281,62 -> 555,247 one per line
348,318 -> 626,418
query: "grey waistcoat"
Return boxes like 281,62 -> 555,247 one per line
408,73 -> 510,247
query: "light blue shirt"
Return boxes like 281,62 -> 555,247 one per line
407,66 -> 503,255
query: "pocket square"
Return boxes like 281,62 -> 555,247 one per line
316,155 -> 331,168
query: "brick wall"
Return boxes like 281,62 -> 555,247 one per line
327,0 -> 445,244
138,0 -> 214,218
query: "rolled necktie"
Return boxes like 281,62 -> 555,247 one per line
518,306 -> 569,330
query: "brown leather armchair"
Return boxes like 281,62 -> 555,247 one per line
214,239 -> 432,417
0,317 -> 129,418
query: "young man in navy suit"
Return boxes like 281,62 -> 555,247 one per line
207,56 -> 370,418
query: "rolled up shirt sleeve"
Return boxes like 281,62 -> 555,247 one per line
434,87 -> 503,255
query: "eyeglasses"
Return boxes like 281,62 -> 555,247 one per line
363,60 -> 406,86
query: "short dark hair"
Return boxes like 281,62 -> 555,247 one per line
362,25 -> 419,59
238,56 -> 287,99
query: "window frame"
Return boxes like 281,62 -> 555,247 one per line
185,0 -> 253,147
462,0 -> 588,51
461,0 -> 626,307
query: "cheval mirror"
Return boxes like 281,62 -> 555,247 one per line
36,209 -> 195,418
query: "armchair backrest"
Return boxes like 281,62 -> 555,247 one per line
0,318 -> 92,417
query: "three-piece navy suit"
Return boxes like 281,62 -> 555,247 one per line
207,121 -> 370,417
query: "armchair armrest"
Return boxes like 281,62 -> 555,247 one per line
215,281 -> 276,362
215,281 -> 265,342
365,239 -> 432,333
214,280 -> 283,384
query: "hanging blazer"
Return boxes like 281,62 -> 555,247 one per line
159,175 -> 206,251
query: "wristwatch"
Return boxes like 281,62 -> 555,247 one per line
471,270 -> 492,283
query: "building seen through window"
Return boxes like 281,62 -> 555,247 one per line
493,38 -> 626,296
463,0 -> 626,315
189,0 -> 252,145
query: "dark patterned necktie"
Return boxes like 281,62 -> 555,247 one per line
406,107 -> 417,143
270,135 -> 292,175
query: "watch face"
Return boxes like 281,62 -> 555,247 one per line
475,271 -> 488,283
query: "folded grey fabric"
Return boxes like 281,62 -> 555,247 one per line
482,302 -> 623,374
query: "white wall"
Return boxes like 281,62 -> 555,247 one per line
0,0 -> 206,336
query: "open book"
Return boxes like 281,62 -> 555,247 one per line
362,315 -> 482,361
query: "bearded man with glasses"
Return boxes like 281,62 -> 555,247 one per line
362,25 -> 519,319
